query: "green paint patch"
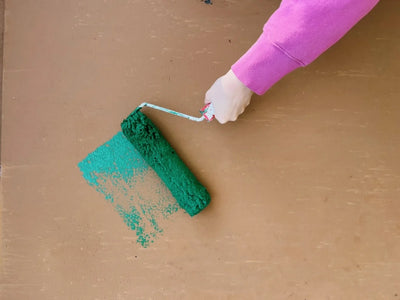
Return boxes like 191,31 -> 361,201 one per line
78,131 -> 179,247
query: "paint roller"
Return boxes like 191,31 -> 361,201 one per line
121,103 -> 214,216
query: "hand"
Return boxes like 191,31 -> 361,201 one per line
204,69 -> 253,124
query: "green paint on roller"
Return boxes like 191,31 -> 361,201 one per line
121,108 -> 211,216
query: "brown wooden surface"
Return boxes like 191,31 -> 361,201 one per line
1,0 -> 399,299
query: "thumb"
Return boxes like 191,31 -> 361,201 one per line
204,87 -> 213,105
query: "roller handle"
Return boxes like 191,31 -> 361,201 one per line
138,102 -> 215,122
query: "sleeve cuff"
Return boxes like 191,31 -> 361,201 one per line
231,33 -> 301,95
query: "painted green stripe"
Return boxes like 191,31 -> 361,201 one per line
78,132 -> 179,247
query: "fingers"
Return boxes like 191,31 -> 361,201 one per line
216,114 -> 230,124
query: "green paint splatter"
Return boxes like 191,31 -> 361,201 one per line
78,131 -> 179,247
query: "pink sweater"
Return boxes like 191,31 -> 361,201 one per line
231,0 -> 380,95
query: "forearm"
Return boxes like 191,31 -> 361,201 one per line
232,0 -> 380,95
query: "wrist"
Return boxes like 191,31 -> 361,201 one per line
223,69 -> 253,96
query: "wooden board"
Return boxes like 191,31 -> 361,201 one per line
1,0 -> 399,298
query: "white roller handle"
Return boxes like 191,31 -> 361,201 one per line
138,102 -> 215,122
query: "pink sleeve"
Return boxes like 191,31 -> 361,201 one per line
231,0 -> 380,95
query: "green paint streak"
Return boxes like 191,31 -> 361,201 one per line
121,109 -> 211,216
78,132 -> 179,247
